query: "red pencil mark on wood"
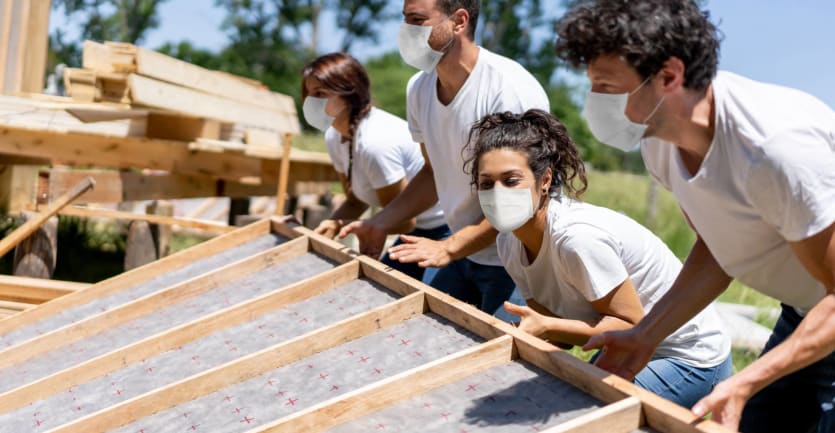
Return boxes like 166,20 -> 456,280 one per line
466,384 -> 477,392
240,416 -> 255,424
440,412 -> 451,421
330,385 -> 340,391
319,373 -> 329,380
399,339 -> 410,346
359,356 -> 370,363
285,397 -> 299,406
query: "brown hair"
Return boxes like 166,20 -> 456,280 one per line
465,109 -> 588,199
302,53 -> 372,186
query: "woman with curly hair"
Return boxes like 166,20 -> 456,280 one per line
301,53 -> 448,282
467,109 -> 732,408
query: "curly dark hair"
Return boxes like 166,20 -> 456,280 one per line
464,109 -> 588,199
554,0 -> 721,90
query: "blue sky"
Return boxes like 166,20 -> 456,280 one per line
50,1 -> 835,108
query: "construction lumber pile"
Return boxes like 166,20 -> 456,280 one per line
62,40 -> 301,157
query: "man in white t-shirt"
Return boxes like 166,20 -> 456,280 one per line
340,0 -> 549,316
554,1 -> 835,432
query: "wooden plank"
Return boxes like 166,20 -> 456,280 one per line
250,335 -> 513,433
0,177 -> 94,257
0,219 -> 273,338
0,275 -> 88,304
276,133 -> 294,214
128,74 -> 298,133
0,235 -> 310,369
0,299 -> 35,312
0,123 -> 265,182
42,168 -> 279,203
18,0 -> 50,94
51,205 -> 236,233
80,41 -> 296,114
46,292 -> 427,433
0,260 -> 361,414
0,164 -> 38,213
145,112 -> 223,141
539,396 -> 643,433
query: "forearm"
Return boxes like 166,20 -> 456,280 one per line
442,219 -> 498,261
330,197 -> 369,222
638,237 -> 731,345
734,294 -> 835,397
370,166 -> 437,232
541,315 -> 635,347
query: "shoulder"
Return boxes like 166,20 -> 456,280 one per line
407,71 -> 432,98
479,49 -> 548,102
357,109 -> 411,154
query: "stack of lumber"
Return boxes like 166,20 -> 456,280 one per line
62,40 -> 301,158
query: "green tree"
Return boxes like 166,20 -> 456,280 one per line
49,0 -> 169,68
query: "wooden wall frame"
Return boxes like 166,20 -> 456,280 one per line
0,218 -> 732,433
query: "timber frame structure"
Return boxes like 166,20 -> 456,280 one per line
0,219 -> 733,433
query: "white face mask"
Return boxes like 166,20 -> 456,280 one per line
302,96 -> 334,132
397,20 -> 453,73
478,184 -> 536,233
582,77 -> 665,152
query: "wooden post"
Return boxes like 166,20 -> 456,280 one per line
0,165 -> 39,214
275,132 -> 294,215
146,200 -> 174,258
12,210 -> 56,278
124,221 -> 156,271
0,176 -> 94,258
0,0 -> 51,95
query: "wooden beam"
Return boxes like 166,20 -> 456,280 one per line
51,205 -> 236,233
128,74 -> 297,133
81,41 -> 297,117
0,260 -> 361,414
0,0 -> 51,95
0,299 -> 35,312
0,177 -> 94,257
0,124 -> 265,183
47,292 -> 427,433
0,164 -> 38,213
0,236 -> 309,369
539,397 -> 643,433
0,220 -> 273,340
251,335 -> 513,433
0,275 -> 88,304
41,168 -> 275,204
276,133 -> 294,214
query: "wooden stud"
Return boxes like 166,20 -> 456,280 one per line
538,396 -> 643,433
0,299 -> 35,312
275,133 -> 294,215
0,220 -> 272,342
0,260 -> 361,414
0,164 -> 39,213
0,236 -> 310,370
50,205 -> 236,233
251,335 -> 514,433
0,177 -> 94,258
0,275 -> 87,304
46,292 -> 427,433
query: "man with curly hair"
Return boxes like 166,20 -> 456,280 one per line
554,0 -> 835,431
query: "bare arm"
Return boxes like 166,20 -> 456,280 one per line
506,278 -> 645,347
314,174 -> 369,238
693,221 -> 835,427
584,235 -> 732,379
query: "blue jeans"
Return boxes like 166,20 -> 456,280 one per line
588,351 -> 733,409
380,224 -> 450,285
740,304 -> 835,433
634,356 -> 733,409
428,257 -> 516,319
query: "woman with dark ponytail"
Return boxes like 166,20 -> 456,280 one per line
302,53 -> 448,282
467,109 -> 732,408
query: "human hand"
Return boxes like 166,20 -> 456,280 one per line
691,377 -> 752,430
338,220 -> 388,259
274,214 -> 301,225
387,235 -> 452,268
313,219 -> 341,239
583,328 -> 655,380
502,301 -> 550,338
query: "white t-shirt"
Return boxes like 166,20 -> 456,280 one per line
406,47 -> 550,265
497,199 -> 730,367
642,71 -> 835,312
325,107 -> 445,230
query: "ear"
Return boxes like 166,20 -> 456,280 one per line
541,167 -> 553,193
451,8 -> 470,36
658,57 -> 685,94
